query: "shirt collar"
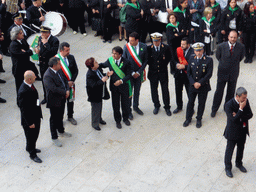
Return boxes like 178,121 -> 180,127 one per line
23,80 -> 32,87
228,41 -> 236,48
235,97 -> 239,104
115,57 -> 122,64
50,67 -> 57,73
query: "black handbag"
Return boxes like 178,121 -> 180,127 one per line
91,17 -> 102,31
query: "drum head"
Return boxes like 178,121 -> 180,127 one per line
42,12 -> 67,36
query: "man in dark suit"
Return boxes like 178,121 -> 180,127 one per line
101,46 -> 132,129
123,32 -> 148,119
86,57 -> 112,131
43,57 -> 72,147
183,42 -> 213,128
211,30 -> 245,118
35,26 -> 59,104
9,26 -> 40,97
17,70 -> 43,163
56,42 -> 79,125
224,87 -> 253,178
171,37 -> 193,114
147,32 -> 172,116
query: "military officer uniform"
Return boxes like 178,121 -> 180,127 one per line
147,32 -> 172,116
183,43 -> 213,128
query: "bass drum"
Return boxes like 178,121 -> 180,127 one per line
27,33 -> 41,63
42,12 -> 67,36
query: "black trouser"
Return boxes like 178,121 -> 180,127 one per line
66,100 -> 74,118
111,84 -> 130,123
189,26 -> 200,44
40,64 -> 48,100
212,80 -> 237,113
49,104 -> 65,139
140,19 -> 154,43
102,13 -> 113,41
224,136 -> 246,171
174,72 -> 189,110
69,8 -> 86,34
186,91 -> 208,120
149,75 -> 170,109
243,32 -> 255,60
204,42 -> 211,56
129,76 -> 142,113
23,119 -> 41,157
91,101 -> 102,128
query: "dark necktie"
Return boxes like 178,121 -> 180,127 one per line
31,84 -> 35,91
58,73 -> 66,88
230,44 -> 234,55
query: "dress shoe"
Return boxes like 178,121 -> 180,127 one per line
103,40 -> 107,43
40,99 -> 46,105
236,165 -> 247,173
123,120 -> 130,126
0,69 -> 5,73
183,119 -> 191,127
30,155 -> 42,163
196,120 -> 202,128
244,58 -> 248,63
165,109 -> 172,116
26,148 -> 41,153
0,79 -> 6,83
133,107 -> 144,115
128,113 -> 133,120
248,59 -> 253,63
52,139 -> 62,147
100,119 -> 106,125
93,126 -> 101,131
0,97 -> 6,103
153,107 -> 159,115
68,117 -> 77,125
173,108 -> 182,114
225,169 -> 233,178
211,111 -> 216,118
116,122 -> 122,129
59,132 -> 72,137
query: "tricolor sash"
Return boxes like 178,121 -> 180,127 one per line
55,53 -> 75,101
108,56 -> 132,98
176,47 -> 188,73
126,43 -> 146,82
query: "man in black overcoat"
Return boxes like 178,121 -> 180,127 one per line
211,30 -> 245,117
43,57 -> 72,147
57,42 -> 79,125
223,87 -> 253,178
17,70 -> 43,163
35,26 -> 59,104
100,46 -> 132,129
147,32 -> 172,116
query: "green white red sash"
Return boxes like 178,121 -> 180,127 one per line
108,56 -> 132,98
55,53 -> 75,101
126,43 -> 146,82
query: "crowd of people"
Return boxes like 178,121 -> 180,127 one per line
0,0 -> 254,179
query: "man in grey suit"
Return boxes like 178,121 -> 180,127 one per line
211,31 -> 245,118
43,57 -> 72,147
123,32 -> 148,119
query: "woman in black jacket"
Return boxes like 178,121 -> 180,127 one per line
85,57 -> 112,131
166,13 -> 186,57
125,0 -> 143,41
220,0 -> 242,42
173,0 -> 191,42
199,7 -> 217,55
242,2 -> 256,63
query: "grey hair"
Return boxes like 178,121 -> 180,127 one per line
10,26 -> 22,41
236,87 -> 247,96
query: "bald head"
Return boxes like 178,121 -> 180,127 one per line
24,70 -> 36,84
228,30 -> 238,44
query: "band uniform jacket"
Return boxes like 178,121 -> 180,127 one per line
224,98 -> 253,140
172,46 -> 194,78
147,43 -> 172,81
43,68 -> 69,108
38,35 -> 59,70
9,39 -> 34,76
17,82 -> 42,127
86,65 -> 110,103
187,54 -> 213,93
100,57 -> 132,92
26,5 -> 43,27
216,41 -> 245,82
123,42 -> 148,75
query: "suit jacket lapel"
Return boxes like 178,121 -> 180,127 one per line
225,42 -> 231,57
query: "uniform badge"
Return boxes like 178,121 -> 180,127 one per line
162,44 -> 164,47
203,68 -> 205,73
192,62 -> 195,65
141,48 -> 143,51
227,14 -> 229,17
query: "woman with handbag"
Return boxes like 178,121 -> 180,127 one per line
85,57 -> 113,131
117,0 -> 127,41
